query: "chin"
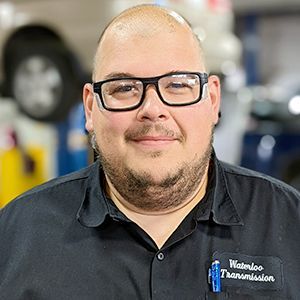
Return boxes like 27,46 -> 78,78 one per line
134,156 -> 171,168
148,172 -> 169,183
136,165 -> 165,177
136,164 -> 176,183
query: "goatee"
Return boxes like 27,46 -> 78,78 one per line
89,129 -> 213,212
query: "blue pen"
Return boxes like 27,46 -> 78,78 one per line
211,260 -> 221,293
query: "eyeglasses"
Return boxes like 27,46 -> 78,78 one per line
93,72 -> 209,112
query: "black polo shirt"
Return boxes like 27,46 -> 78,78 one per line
0,154 -> 299,299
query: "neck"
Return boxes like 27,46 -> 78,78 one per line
105,167 -> 209,248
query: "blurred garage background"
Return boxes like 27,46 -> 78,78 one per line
0,0 -> 299,207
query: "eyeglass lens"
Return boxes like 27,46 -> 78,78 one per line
159,74 -> 200,104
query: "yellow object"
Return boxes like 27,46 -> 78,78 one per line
0,146 -> 46,208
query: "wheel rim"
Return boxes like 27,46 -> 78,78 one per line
13,55 -> 63,118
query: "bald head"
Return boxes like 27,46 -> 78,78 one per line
103,5 -> 190,38
93,5 -> 206,81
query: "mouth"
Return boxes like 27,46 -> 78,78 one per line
131,136 -> 178,147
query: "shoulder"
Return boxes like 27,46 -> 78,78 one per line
17,162 -> 94,198
218,160 -> 300,210
0,162 -> 98,223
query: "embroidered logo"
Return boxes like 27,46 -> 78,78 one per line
212,252 -> 283,290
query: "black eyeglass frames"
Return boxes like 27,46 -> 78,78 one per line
93,72 -> 209,112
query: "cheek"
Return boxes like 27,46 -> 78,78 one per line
179,105 -> 214,147
92,111 -> 133,149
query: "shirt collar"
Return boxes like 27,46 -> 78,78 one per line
195,152 -> 244,226
77,152 -> 244,228
76,160 -> 111,227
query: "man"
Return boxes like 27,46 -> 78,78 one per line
0,5 -> 299,299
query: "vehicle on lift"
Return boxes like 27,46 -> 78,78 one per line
0,0 -> 241,122
240,82 -> 300,190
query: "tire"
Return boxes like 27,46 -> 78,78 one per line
7,40 -> 80,122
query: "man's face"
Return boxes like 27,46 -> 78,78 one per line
84,25 -> 220,203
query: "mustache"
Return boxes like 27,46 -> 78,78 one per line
124,124 -> 183,143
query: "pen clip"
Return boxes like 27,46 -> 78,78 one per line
209,260 -> 221,293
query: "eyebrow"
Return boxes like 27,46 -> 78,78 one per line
103,72 -> 135,80
102,70 -> 191,80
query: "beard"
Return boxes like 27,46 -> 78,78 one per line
89,126 -> 213,212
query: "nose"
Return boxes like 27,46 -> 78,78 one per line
136,85 -> 170,122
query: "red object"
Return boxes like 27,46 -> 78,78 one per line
208,0 -> 231,12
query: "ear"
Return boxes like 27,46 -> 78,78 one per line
83,83 -> 94,132
207,75 -> 221,125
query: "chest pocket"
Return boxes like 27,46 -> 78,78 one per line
205,291 -> 287,300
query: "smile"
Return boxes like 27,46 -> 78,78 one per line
131,136 -> 178,147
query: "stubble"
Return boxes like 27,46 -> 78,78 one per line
89,127 -> 213,212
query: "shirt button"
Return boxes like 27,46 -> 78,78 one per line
157,252 -> 165,261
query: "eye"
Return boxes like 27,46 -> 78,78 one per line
110,84 -> 136,94
103,80 -> 142,101
167,82 -> 191,89
164,81 -> 194,95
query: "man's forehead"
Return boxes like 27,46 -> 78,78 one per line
102,5 -> 191,40
93,5 -> 204,80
